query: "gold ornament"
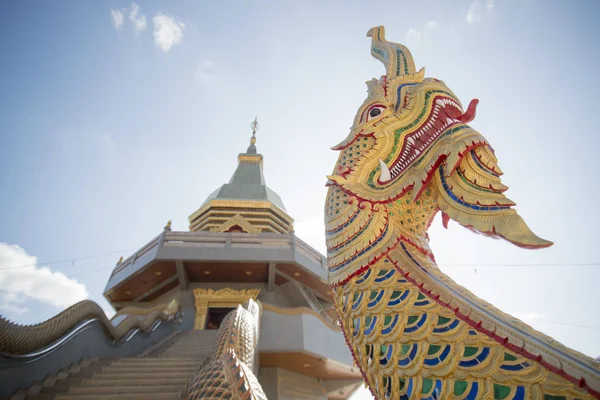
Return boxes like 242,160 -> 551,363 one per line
325,26 -> 599,399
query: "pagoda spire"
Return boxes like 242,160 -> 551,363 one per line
188,118 -> 293,233
247,117 -> 259,154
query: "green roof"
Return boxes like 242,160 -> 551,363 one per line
201,143 -> 287,211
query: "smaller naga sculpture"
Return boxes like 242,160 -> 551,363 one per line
182,299 -> 267,400
325,26 -> 600,399
0,299 -> 179,355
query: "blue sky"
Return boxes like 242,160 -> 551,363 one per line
1,1 -> 599,398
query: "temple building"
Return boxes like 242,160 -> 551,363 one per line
0,120 -> 362,400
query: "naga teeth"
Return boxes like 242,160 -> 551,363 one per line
436,99 -> 444,107
407,137 -> 415,145
446,118 -> 453,125
379,159 -> 391,181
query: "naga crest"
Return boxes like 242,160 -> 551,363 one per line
329,26 -> 483,202
326,26 -> 551,285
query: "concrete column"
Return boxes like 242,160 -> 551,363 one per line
268,262 -> 276,292
175,260 -> 189,291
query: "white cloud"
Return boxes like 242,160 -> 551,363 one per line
467,0 -> 495,24
153,13 -> 185,52
403,21 -> 439,47
194,60 -> 217,83
0,302 -> 28,315
0,243 -> 88,316
110,9 -> 124,30
404,28 -> 422,46
425,21 -> 438,30
466,2 -> 481,24
129,3 -> 147,32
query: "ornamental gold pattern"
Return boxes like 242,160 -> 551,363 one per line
325,26 -> 600,399
0,299 -> 179,355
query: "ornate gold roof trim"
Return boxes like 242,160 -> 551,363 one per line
238,154 -> 263,164
193,288 -> 261,330
209,214 -> 262,233
190,200 -> 294,223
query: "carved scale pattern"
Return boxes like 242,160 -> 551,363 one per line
326,25 -> 600,399
182,300 -> 266,400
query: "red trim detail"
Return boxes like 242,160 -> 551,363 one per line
326,207 -> 361,235
441,212 -> 450,229
457,98 -> 479,123
412,155 -> 446,200
328,208 -> 374,252
330,234 -> 434,288
334,181 -> 415,206
386,254 -> 599,399
457,164 -> 509,194
364,104 -> 387,123
448,140 -> 488,175
472,146 -> 502,176
382,95 -> 460,180
496,232 -> 553,250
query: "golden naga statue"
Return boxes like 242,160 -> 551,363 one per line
325,26 -> 599,399
182,299 -> 266,400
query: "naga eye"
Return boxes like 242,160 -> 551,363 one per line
369,108 -> 381,118
365,105 -> 386,121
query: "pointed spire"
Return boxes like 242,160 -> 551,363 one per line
247,117 -> 259,154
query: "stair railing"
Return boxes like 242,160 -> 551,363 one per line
293,280 -> 335,325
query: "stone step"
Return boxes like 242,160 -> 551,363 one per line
91,371 -> 193,380
162,350 -> 212,353
162,347 -> 212,349
77,377 -> 191,386
159,354 -> 210,358
23,329 -> 219,400
154,353 -> 207,358
156,354 -> 210,360
67,384 -> 184,395
157,356 -> 207,360
110,359 -> 202,366
104,365 -> 198,373
162,348 -> 214,352
39,378 -> 188,395
162,348 -> 213,352
55,394 -> 180,400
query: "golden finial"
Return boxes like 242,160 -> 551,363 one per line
164,220 -> 172,231
250,117 -> 259,145
117,256 -> 123,265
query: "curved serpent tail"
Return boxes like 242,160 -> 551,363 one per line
0,299 -> 179,355
182,299 -> 267,400
334,248 -> 597,399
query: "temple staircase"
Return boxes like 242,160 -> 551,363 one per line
18,330 -> 219,400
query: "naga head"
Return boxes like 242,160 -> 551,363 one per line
326,26 -> 552,252
329,26 -> 483,202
